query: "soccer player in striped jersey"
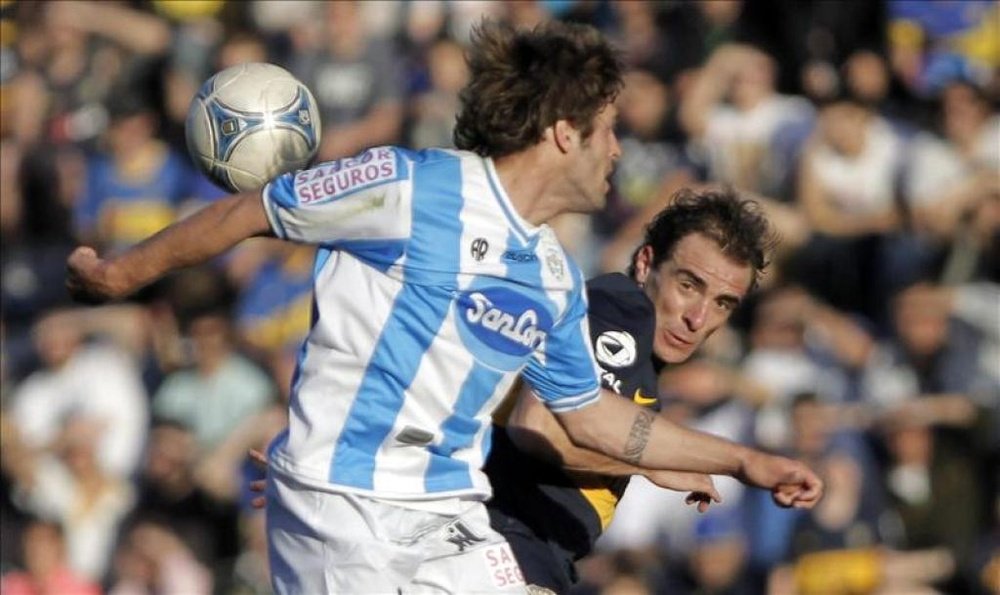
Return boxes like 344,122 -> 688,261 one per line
68,20 -> 822,594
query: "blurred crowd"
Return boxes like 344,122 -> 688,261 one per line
0,1 -> 997,594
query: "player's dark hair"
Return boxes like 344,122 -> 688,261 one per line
453,19 -> 623,158
628,186 -> 777,291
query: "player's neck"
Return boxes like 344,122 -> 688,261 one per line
492,149 -> 572,227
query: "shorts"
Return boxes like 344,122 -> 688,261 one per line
487,505 -> 577,594
266,470 -> 529,594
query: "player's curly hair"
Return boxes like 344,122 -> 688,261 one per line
453,19 -> 623,158
629,186 -> 778,291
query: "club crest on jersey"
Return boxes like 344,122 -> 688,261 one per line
455,287 -> 553,370
545,248 -> 565,280
470,238 -> 489,261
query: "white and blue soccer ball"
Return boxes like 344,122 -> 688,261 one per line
186,62 -> 321,192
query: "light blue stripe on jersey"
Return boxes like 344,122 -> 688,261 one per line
425,361 -> 503,492
329,150 -> 463,488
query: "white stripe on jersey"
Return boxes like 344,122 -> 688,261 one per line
263,147 -> 600,500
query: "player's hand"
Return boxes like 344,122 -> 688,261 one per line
66,246 -> 121,304
248,448 -> 268,510
644,469 -> 721,513
738,450 -> 823,509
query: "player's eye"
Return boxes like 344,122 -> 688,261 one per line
716,300 -> 736,312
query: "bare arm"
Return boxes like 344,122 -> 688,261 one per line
909,172 -> 997,239
508,385 -> 644,475
67,191 -> 273,303
509,386 -> 720,501
47,1 -> 172,55
679,46 -> 739,139
556,390 -> 824,508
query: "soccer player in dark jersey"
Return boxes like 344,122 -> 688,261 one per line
485,186 -> 794,593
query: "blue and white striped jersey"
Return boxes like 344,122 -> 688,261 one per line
261,146 -> 602,500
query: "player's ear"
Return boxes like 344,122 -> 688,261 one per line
551,119 -> 577,153
633,245 -> 654,287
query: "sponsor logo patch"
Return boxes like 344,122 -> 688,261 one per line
502,249 -> 537,263
445,520 -> 486,552
633,388 -> 658,406
455,287 -> 553,371
293,147 -> 400,205
481,542 -> 525,589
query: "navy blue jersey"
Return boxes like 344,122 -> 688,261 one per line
485,273 -> 661,587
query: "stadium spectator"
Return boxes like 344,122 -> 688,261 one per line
152,296 -> 275,454
234,243 -> 314,357
408,37 -> 469,150
72,90 -> 201,251
2,1 -> 169,148
791,93 -> 907,325
659,508 -> 755,595
598,67 -> 698,273
106,520 -> 212,595
741,286 -> 873,451
122,421 -> 240,576
902,80 -> 1000,283
7,309 -> 148,480
290,0 -> 404,161
0,413 -> 135,581
0,518 -> 100,595
680,44 -> 814,201
887,0 -> 999,99
0,140 -> 78,382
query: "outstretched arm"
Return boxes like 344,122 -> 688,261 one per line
555,389 -> 823,509
508,385 -> 721,510
67,191 -> 272,303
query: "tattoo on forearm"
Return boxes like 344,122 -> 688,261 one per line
624,409 -> 655,465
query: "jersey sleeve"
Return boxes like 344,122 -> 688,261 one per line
520,284 -> 601,413
260,146 -> 412,246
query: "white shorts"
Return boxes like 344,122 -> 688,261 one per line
266,471 -> 528,594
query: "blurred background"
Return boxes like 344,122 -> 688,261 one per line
0,1 -> 996,594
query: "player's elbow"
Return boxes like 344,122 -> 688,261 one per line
555,405 -> 608,453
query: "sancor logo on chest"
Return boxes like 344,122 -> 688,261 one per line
455,288 -> 554,368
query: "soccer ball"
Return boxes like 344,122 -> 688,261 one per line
186,62 -> 321,192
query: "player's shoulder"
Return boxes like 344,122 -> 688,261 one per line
586,273 -> 652,317
586,273 -> 654,333
391,146 -> 477,166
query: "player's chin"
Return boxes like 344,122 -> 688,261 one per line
588,188 -> 608,211
655,341 -> 692,365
